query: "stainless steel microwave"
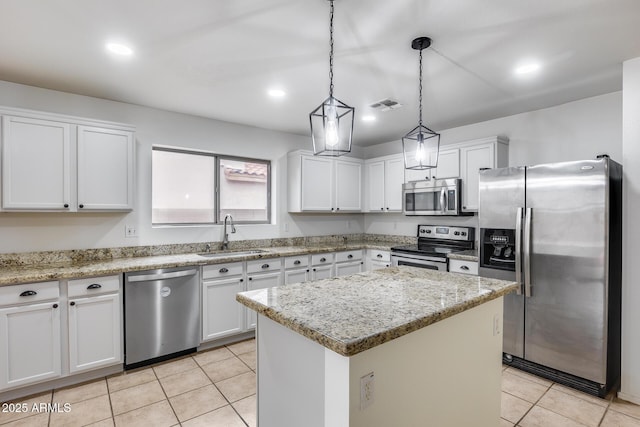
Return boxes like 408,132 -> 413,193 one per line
403,178 -> 464,216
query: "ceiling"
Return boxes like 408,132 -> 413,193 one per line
1,0 -> 639,147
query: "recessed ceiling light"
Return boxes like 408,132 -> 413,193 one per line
362,115 -> 376,122
514,62 -> 541,75
267,89 -> 286,98
105,42 -> 134,56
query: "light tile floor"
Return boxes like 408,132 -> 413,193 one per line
3,340 -> 640,427
0,339 -> 257,427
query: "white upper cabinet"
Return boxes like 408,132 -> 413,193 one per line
2,116 -> 72,210
77,126 -> 134,211
364,155 -> 403,212
434,148 -> 460,179
460,137 -> 509,212
288,151 -> 362,213
0,107 -> 135,212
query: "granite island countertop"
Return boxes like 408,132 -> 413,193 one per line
237,266 -> 517,357
0,241 -> 399,287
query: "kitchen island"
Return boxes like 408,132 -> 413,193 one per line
237,266 -> 518,427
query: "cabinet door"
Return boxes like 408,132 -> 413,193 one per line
461,143 -> 495,212
203,277 -> 245,341
311,264 -> 333,281
0,302 -> 61,390
246,272 -> 281,330
284,269 -> 309,285
334,160 -> 361,212
370,260 -> 390,271
301,156 -> 333,211
2,116 -> 71,210
365,161 -> 385,212
434,148 -> 460,179
68,293 -> 121,373
384,157 -> 404,211
335,261 -> 363,277
77,126 -> 134,211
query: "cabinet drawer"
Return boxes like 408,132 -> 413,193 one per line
284,256 -> 309,269
68,275 -> 120,297
311,253 -> 334,266
369,250 -> 390,262
449,259 -> 479,275
203,262 -> 243,279
335,250 -> 363,263
0,281 -> 59,307
247,258 -> 282,274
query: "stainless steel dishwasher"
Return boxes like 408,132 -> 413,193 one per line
124,266 -> 200,369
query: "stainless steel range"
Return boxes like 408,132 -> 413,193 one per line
391,225 -> 475,271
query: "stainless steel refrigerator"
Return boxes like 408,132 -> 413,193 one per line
478,157 -> 622,397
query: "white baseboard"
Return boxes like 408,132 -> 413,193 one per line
617,391 -> 640,405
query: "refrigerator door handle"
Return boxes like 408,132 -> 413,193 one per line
523,207 -> 532,297
515,207 -> 523,295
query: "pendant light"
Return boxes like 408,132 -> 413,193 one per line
309,0 -> 354,157
402,37 -> 440,170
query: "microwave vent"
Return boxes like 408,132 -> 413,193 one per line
369,98 -> 403,112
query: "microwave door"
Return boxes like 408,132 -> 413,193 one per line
413,189 -> 443,214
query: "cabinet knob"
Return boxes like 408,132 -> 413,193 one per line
87,283 -> 102,290
313,268 -> 317,272
336,207 -> 340,211
19,290 -> 37,297
261,264 -> 270,269
240,279 -> 244,282
460,265 -> 470,271
294,260 -> 301,265
249,277 -> 253,281
306,269 -> 310,272
70,301 -> 76,306
53,304 -> 58,309
386,207 -> 389,210
331,208 -> 335,211
381,207 -> 384,211
63,204 -> 69,208
79,204 -> 84,209
347,254 -> 353,259
219,267 -> 229,273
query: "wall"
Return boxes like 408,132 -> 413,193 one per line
0,80 -> 365,253
363,92 -> 623,237
619,57 -> 640,404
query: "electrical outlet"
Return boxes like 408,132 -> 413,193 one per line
125,225 -> 137,238
360,372 -> 375,410
493,314 -> 501,336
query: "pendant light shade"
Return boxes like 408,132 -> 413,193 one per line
310,0 -> 354,157
402,37 -> 440,170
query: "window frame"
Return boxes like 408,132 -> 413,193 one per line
151,146 -> 272,226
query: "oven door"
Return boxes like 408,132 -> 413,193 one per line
403,186 -> 458,216
391,253 -> 447,271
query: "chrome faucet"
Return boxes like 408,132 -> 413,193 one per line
221,214 -> 236,250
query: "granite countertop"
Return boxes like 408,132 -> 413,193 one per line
236,266 -> 517,357
448,249 -> 479,262
0,242 -> 399,287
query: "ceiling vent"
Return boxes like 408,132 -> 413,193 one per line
369,98 -> 403,112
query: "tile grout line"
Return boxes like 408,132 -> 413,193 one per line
153,357 -> 183,426
104,376 -> 116,427
512,379 -> 553,426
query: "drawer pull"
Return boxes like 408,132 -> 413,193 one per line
460,265 -> 470,271
294,260 -> 301,265
87,283 -> 102,290
249,277 -> 253,281
347,254 -> 353,259
261,264 -> 270,269
19,290 -> 37,297
320,257 -> 326,262
219,267 -> 229,273
70,301 -> 76,306
376,254 -> 383,259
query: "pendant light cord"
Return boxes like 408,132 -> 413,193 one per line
329,0 -> 334,98
418,47 -> 423,128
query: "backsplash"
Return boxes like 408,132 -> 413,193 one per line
0,233 -> 415,268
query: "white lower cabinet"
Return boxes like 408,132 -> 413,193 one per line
448,259 -> 479,275
311,265 -> 333,280
335,250 -> 364,277
0,282 -> 61,390
202,263 -> 245,342
202,276 -> 245,341
284,255 -> 310,285
367,250 -> 391,271
246,272 -> 281,330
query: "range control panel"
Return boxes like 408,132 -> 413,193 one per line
417,225 -> 475,242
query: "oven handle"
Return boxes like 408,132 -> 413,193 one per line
514,207 -> 523,295
440,189 -> 446,214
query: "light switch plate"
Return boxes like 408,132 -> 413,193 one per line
125,225 -> 137,238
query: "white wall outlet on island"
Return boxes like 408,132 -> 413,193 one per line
360,372 -> 375,410
125,225 -> 137,238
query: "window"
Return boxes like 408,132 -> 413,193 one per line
152,147 -> 271,225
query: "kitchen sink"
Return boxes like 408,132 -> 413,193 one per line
198,249 -> 267,259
